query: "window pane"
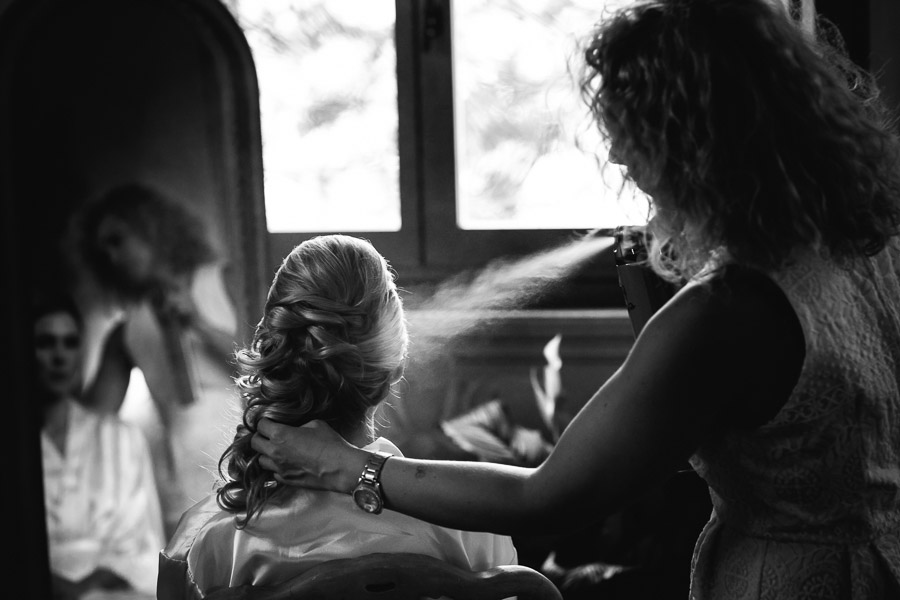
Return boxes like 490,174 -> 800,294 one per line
225,0 -> 400,233
453,0 -> 647,230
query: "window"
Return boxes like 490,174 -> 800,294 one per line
452,0 -> 639,231
226,1 -> 401,234
224,0 -> 646,306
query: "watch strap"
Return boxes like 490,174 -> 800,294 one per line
357,450 -> 392,487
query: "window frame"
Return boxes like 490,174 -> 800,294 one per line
268,0 -> 623,308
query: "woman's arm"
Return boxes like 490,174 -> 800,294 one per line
253,268 -> 803,536
155,263 -> 238,362
81,322 -> 134,413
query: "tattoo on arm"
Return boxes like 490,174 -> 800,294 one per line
415,466 -> 427,479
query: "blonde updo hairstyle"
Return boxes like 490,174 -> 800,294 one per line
217,235 -> 408,526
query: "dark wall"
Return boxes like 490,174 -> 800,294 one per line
869,0 -> 900,115
817,0 -> 900,118
817,0 -> 870,68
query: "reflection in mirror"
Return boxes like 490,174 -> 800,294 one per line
65,183 -> 243,539
34,293 -> 165,599
0,0 -> 268,593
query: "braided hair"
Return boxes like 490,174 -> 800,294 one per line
217,235 -> 408,527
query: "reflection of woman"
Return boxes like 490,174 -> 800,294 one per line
158,235 -> 516,599
66,183 -> 240,534
35,296 -> 164,600
71,183 -> 236,406
249,1 -> 900,598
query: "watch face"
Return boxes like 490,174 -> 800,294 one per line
353,484 -> 382,514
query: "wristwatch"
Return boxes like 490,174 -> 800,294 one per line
352,451 -> 392,514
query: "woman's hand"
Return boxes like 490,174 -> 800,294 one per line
251,418 -> 368,493
152,277 -> 197,327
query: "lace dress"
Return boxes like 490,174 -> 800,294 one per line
689,238 -> 900,599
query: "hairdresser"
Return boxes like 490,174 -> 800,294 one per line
251,0 -> 900,597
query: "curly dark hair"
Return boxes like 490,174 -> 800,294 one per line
580,0 -> 900,282
74,183 -> 216,299
217,235 -> 408,527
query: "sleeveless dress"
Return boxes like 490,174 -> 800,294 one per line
689,237 -> 900,599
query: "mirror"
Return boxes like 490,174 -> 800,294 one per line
0,0 -> 269,590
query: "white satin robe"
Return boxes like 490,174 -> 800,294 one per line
42,398 -> 166,596
158,438 -> 518,599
